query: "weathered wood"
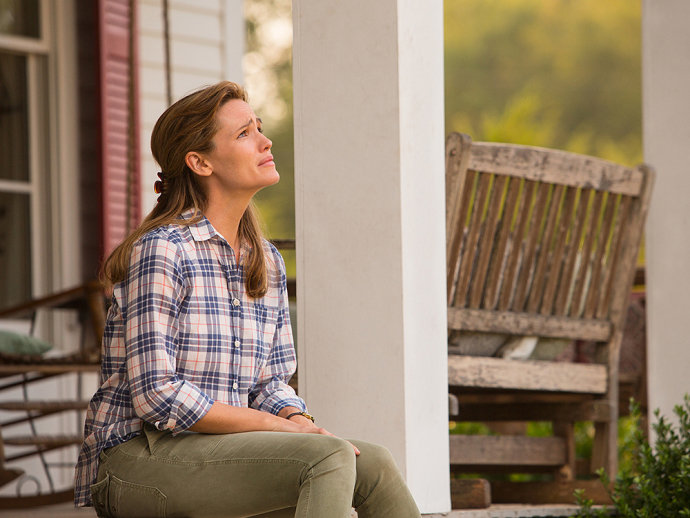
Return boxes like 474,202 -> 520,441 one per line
553,421 -> 576,481
498,180 -> 535,310
450,435 -> 566,466
455,173 -> 491,308
569,190 -> 604,317
540,187 -> 578,315
0,281 -> 101,318
525,185 -> 565,314
554,188 -> 590,316
468,143 -> 643,196
583,196 -> 618,319
0,401 -> 89,411
448,170 -> 478,303
448,356 -> 607,393
444,133 -> 655,491
450,478 -> 491,509
490,480 -> 613,505
446,134 -> 474,301
448,392 -> 599,405
449,401 -> 612,422
597,196 -> 631,319
0,364 -> 100,374
469,176 -> 508,308
512,183 -> 551,312
2,434 -> 83,448
426,504 -> 615,517
447,308 -> 611,342
484,177 -> 521,310
446,133 -> 473,246
0,467 -> 23,489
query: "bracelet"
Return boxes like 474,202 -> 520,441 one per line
286,411 -> 314,422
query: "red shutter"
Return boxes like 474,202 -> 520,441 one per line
98,0 -> 141,258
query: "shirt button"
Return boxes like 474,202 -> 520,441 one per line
232,382 -> 238,390
232,298 -> 240,307
234,340 -> 240,348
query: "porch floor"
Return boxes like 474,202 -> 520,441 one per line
0,502 -> 604,517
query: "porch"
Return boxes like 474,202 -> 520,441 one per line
1,502 -> 607,518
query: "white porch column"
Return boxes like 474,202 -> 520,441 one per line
642,0 -> 690,424
292,0 -> 450,512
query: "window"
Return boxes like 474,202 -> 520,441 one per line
0,0 -> 49,309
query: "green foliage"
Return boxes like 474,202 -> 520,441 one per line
575,396 -> 690,517
444,0 -> 642,166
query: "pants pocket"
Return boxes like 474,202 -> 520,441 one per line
94,472 -> 167,518
90,474 -> 110,517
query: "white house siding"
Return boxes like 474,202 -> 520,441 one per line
137,0 -> 244,215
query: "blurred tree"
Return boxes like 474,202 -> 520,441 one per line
244,0 -> 295,241
445,0 -> 642,165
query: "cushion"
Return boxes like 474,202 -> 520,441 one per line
0,330 -> 53,356
448,331 -> 508,356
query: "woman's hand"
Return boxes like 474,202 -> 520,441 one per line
280,410 -> 360,456
190,403 -> 360,455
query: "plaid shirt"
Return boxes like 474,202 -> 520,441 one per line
74,211 -> 306,506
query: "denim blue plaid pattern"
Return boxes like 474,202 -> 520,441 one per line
75,211 -> 306,506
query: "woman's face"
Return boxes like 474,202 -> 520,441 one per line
202,99 -> 279,196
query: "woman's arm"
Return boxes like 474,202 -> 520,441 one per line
189,402 -> 320,434
190,402 -> 360,455
122,234 -> 214,434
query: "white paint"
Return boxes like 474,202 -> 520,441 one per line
137,0 -> 244,216
292,0 -> 450,512
642,0 -> 690,426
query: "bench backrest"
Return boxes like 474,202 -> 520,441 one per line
445,133 -> 654,353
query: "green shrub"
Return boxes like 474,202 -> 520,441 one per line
575,395 -> 690,517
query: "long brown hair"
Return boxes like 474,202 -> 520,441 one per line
102,81 -> 269,298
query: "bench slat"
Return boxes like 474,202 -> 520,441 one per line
450,435 -> 566,466
447,307 -> 611,341
468,143 -> 643,196
448,355 -> 608,393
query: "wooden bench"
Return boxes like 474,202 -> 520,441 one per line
445,133 -> 654,507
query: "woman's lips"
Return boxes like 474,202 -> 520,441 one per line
258,156 -> 275,166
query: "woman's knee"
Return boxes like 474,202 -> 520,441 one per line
352,441 -> 398,475
312,435 -> 357,468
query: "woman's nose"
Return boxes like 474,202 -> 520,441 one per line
261,133 -> 272,150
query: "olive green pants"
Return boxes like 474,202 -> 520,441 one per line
90,425 -> 420,518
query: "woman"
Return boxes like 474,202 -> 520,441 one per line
75,81 -> 421,518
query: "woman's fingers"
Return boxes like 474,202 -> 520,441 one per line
349,441 -> 361,456
315,428 -> 360,456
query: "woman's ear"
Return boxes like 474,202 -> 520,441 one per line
185,151 -> 213,177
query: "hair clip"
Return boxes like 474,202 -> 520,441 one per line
154,171 -> 165,194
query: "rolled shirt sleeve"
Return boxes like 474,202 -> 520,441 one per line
122,235 -> 213,434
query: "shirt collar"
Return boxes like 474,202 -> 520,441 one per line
180,208 -> 219,242
180,208 -> 252,257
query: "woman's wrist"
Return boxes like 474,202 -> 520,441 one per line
285,411 -> 314,422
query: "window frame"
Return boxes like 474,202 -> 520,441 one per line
0,0 -> 81,304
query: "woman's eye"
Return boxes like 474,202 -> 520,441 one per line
238,130 -> 248,138
257,126 -> 263,134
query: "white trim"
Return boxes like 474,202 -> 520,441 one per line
39,0 -> 51,47
50,0 -> 81,288
0,180 -> 32,193
0,34 -> 49,54
26,52 -> 49,297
